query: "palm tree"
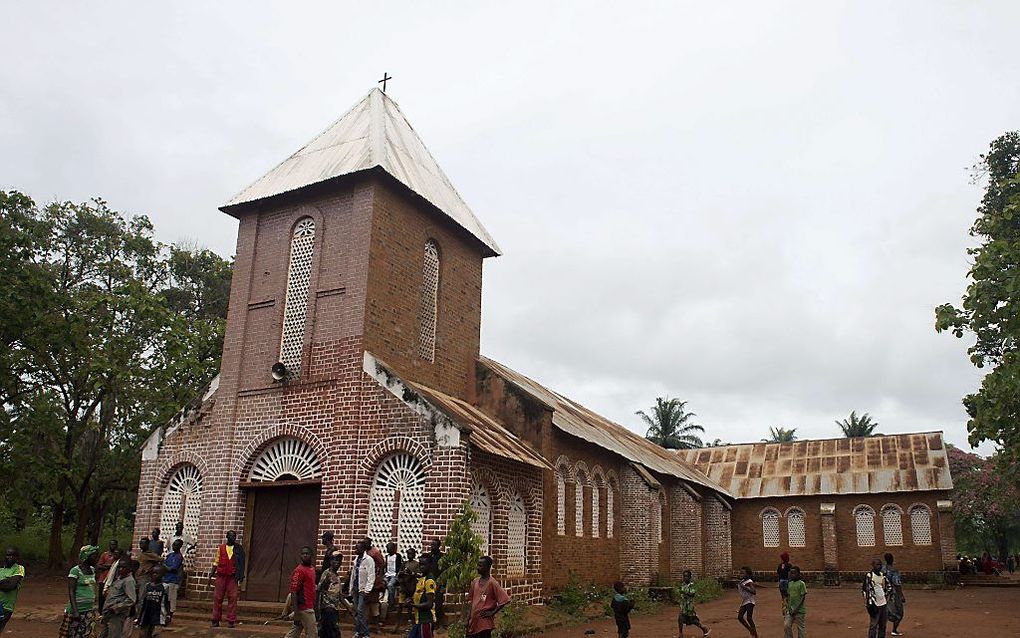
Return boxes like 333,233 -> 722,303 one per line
764,426 -> 798,443
836,411 -> 880,437
637,397 -> 705,449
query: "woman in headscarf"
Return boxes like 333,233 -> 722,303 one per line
60,545 -> 100,638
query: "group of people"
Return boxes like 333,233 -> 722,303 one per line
269,533 -> 510,638
957,552 -> 1018,576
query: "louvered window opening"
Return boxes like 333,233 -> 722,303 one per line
556,475 -> 566,536
787,509 -> 806,547
855,506 -> 877,547
469,479 -> 492,554
882,506 -> 904,546
506,491 -> 527,578
161,465 -> 202,565
910,505 -> 932,545
369,454 -> 427,555
418,240 -> 440,362
280,219 -> 315,376
591,485 -> 601,538
250,437 -> 322,482
574,479 -> 585,537
762,509 -> 780,548
606,486 -> 614,538
655,491 -> 664,544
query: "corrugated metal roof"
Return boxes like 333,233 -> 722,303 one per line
222,88 -> 500,257
479,357 -> 731,496
407,381 -> 551,471
676,432 -> 954,499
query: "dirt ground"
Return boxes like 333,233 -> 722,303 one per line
5,578 -> 1020,638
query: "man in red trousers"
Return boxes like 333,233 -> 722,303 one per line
209,530 -> 245,628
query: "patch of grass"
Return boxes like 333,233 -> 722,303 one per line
494,600 -> 533,638
550,573 -> 610,618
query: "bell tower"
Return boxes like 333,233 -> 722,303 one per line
217,88 -> 500,400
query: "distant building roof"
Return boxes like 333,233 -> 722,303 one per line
479,357 -> 731,497
222,88 -> 500,257
676,432 -> 953,499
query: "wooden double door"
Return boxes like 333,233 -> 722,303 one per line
244,484 -> 321,601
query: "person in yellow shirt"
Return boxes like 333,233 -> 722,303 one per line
407,555 -> 436,638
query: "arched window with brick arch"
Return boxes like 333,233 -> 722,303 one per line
606,473 -> 618,539
555,458 -> 571,536
881,504 -> 904,546
854,505 -> 877,547
160,465 -> 202,557
506,490 -> 527,578
469,478 -> 492,554
418,239 -> 440,362
656,489 -> 667,544
574,463 -> 589,537
760,507 -> 781,548
280,217 -> 316,376
591,468 -> 605,539
250,437 -> 322,482
368,454 -> 427,555
786,507 -> 806,547
909,504 -> 932,545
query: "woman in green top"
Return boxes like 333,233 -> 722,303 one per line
59,545 -> 99,638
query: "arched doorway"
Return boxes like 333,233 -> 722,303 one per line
244,438 -> 322,601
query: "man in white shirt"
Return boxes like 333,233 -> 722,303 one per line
349,540 -> 376,638
383,542 -> 402,620
862,558 -> 890,638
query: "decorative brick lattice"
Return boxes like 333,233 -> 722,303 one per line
910,505 -> 932,545
761,508 -> 780,547
418,240 -> 440,362
160,464 -> 202,560
469,479 -> 492,554
556,474 -> 566,536
655,490 -> 665,544
786,508 -> 806,547
882,505 -> 903,546
591,486 -> 601,538
855,505 -> 876,547
280,218 -> 315,375
250,437 -> 322,481
506,490 -> 527,578
369,454 -> 427,555
574,466 -> 588,537
606,486 -> 614,538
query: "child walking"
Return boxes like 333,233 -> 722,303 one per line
138,566 -> 170,638
611,581 -> 634,638
737,567 -> 758,638
678,570 -> 710,638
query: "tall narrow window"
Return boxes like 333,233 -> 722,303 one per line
280,218 -> 316,376
469,479 -> 492,554
506,491 -> 527,578
787,508 -> 806,547
418,240 -> 440,362
606,482 -> 615,538
882,505 -> 904,546
556,473 -> 566,536
656,490 -> 666,544
591,476 -> 602,539
761,508 -> 780,547
855,505 -> 877,547
909,505 -> 932,545
574,476 -> 587,537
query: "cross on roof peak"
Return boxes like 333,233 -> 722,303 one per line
378,72 -> 393,93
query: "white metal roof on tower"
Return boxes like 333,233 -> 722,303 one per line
221,88 -> 501,256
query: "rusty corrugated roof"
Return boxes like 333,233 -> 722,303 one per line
676,432 -> 953,498
479,357 -> 731,496
406,381 -> 551,471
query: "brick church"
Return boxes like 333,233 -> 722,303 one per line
134,89 -> 955,602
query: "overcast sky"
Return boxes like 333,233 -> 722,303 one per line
3,2 -> 1017,454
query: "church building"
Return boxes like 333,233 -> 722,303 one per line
134,89 -> 955,603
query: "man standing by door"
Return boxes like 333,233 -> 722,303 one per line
209,531 -> 245,628
284,547 -> 316,638
349,540 -> 375,638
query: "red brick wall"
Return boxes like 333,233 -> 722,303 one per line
730,491 -> 953,578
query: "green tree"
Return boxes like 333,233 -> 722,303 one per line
438,503 -> 484,626
936,132 -> 1020,461
0,192 -> 231,566
637,397 -> 704,449
764,427 -> 797,443
836,411 -> 880,437
947,445 -> 1020,557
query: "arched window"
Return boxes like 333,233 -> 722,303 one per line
506,491 -> 527,578
591,471 -> 604,539
280,218 -> 315,376
909,504 -> 933,545
469,479 -> 492,554
606,479 -> 615,539
369,454 -> 427,554
881,505 -> 904,546
761,508 -> 780,548
555,472 -> 566,536
656,490 -> 666,544
786,508 -> 806,547
854,505 -> 877,547
574,466 -> 589,537
418,240 -> 440,362
250,438 -> 321,482
160,465 -> 202,560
